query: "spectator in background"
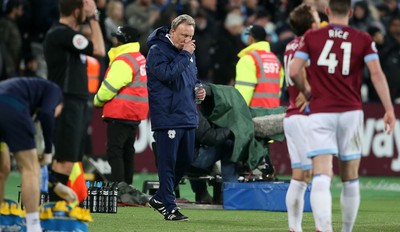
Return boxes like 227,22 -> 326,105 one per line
380,0 -> 399,27
211,11 -> 244,85
125,0 -> 160,56
200,0 -> 217,14
365,25 -> 385,102
104,0 -> 125,48
0,77 -> 63,232
146,14 -> 205,221
193,8 -> 216,82
198,0 -> 218,27
375,1 -> 390,20
95,0 -> 107,31
368,26 -> 385,50
273,0 -> 301,29
271,23 -> 295,65
28,0 -> 59,43
192,0 -> 219,44
0,0 -> 24,77
152,0 -> 180,29
252,8 -> 275,39
94,26 -> 149,187
43,0 -> 105,201
23,54 -> 40,78
241,0 -> 263,26
380,15 -> 400,102
349,1 -> 375,32
181,0 -> 199,16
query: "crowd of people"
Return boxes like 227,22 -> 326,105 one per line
1,0 -> 399,101
0,0 -> 399,230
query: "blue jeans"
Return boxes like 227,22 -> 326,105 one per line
190,144 -> 238,194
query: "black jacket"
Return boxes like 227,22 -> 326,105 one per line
195,110 -> 231,147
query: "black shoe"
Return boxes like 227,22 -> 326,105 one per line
164,208 -> 189,221
149,197 -> 167,216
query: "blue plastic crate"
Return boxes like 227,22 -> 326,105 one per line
223,181 -> 312,212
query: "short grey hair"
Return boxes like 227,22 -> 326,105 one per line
171,14 -> 196,30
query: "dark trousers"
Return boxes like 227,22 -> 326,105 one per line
153,128 -> 195,212
106,121 -> 138,185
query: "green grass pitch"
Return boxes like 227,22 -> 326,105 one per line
4,172 -> 400,231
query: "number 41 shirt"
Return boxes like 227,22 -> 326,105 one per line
295,24 -> 378,114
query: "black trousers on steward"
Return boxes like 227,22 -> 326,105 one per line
106,120 -> 138,185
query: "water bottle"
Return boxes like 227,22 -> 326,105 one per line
82,181 -> 91,209
89,181 -> 99,213
103,182 -> 110,213
40,166 -> 48,192
97,182 -> 104,213
194,82 -> 203,104
40,166 -> 49,205
109,182 -> 118,213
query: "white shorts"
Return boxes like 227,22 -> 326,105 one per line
307,110 -> 363,161
283,115 -> 312,170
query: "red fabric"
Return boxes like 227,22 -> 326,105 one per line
67,162 -> 88,203
248,50 -> 281,108
103,52 -> 149,120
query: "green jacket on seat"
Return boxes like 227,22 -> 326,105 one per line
204,84 -> 286,170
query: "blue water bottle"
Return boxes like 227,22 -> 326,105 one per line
40,166 -> 48,193
40,165 -> 49,205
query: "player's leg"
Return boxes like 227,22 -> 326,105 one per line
339,159 -> 360,232
284,115 -> 312,232
308,113 -> 338,232
14,149 -> 42,232
0,103 -> 13,203
286,168 -> 308,232
0,102 -> 43,231
338,110 -> 363,232
310,155 -> 333,232
0,142 -> 10,203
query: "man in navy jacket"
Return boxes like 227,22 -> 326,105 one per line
146,14 -> 205,221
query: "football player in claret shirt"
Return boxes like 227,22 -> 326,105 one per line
289,0 -> 395,231
283,3 -> 321,232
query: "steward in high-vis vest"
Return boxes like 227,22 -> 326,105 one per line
86,56 -> 100,94
94,26 -> 149,186
235,24 -> 284,108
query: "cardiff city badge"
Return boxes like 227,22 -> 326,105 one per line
168,130 -> 176,139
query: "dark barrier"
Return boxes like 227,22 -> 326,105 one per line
90,103 -> 400,176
